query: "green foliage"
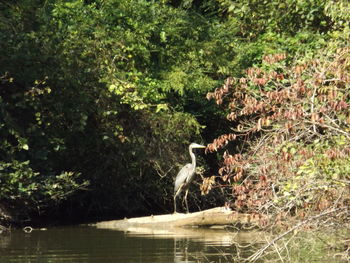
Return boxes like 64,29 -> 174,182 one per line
1,0 -> 349,223
1,0 -> 210,219
217,0 -> 332,35
276,136 -> 350,207
0,161 -> 38,200
0,74 -> 89,217
0,160 -> 88,212
296,137 -> 350,182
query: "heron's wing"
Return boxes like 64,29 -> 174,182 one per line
174,164 -> 193,193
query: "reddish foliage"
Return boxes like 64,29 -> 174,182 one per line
204,48 -> 350,216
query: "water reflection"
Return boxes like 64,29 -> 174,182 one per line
173,238 -> 233,262
0,226 -> 259,262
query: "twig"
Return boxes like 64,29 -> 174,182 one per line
272,241 -> 284,262
305,121 -> 350,139
151,160 -> 175,178
310,85 -> 317,133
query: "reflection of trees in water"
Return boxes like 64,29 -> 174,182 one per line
173,236 -> 238,263
0,229 -> 49,259
174,238 -> 192,263
0,226 -> 268,262
0,233 -> 11,249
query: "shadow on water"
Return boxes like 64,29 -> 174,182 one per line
0,226 -> 261,262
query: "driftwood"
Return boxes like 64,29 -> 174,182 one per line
95,207 -> 260,231
94,207 -> 268,244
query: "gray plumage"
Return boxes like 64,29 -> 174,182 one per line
174,143 -> 206,213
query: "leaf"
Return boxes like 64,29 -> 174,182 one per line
156,103 -> 168,113
22,144 -> 29,151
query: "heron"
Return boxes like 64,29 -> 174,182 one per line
174,143 -> 206,213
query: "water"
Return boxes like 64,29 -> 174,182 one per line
0,225 -> 257,262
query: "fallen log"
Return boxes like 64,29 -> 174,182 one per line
95,207 -> 261,231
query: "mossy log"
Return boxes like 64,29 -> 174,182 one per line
95,207 -> 261,231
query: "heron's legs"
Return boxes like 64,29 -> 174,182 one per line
174,184 -> 184,213
184,189 -> 189,213
173,195 -> 177,213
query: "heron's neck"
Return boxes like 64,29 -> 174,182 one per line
189,146 -> 196,169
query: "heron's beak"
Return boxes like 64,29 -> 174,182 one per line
196,145 -> 206,149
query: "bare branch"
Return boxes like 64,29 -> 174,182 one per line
247,208 -> 342,262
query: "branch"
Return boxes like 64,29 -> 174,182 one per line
151,160 -> 175,178
305,120 -> 350,140
310,85 -> 317,133
247,207 -> 342,262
